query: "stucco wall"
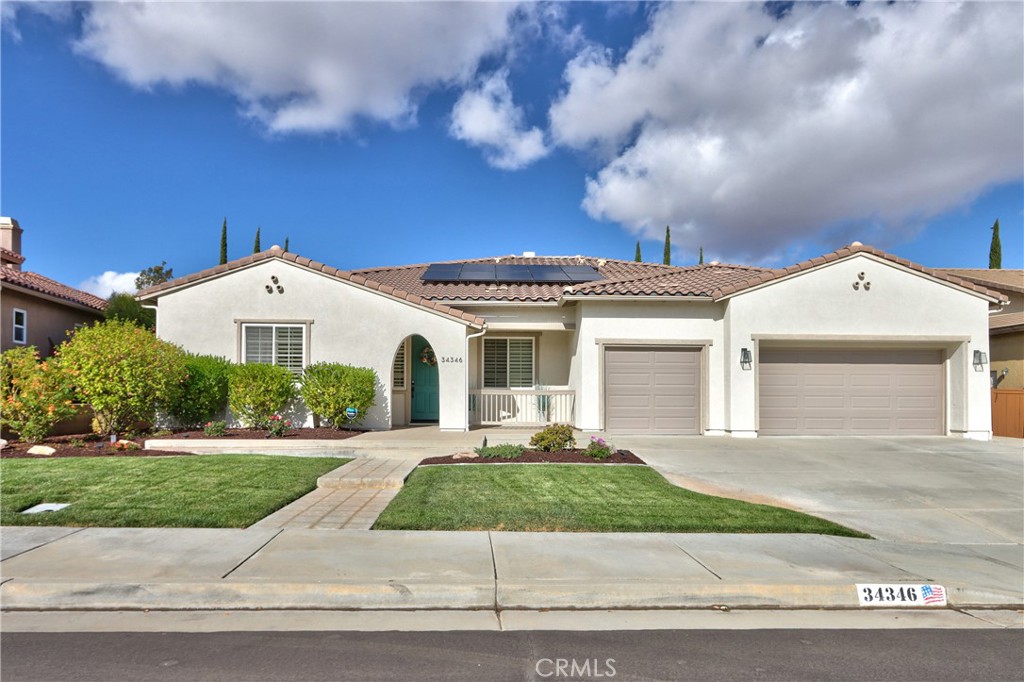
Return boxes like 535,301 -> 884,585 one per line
153,260 -> 473,430
572,300 -> 726,432
724,254 -> 993,438
1,288 -> 103,356
991,331 -> 1024,389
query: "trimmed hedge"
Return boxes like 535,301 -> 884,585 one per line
166,354 -> 232,429
300,362 -> 377,427
228,363 -> 297,429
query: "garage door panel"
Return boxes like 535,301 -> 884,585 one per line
759,348 -> 943,435
606,347 -> 700,434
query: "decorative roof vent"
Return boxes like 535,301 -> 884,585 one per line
850,241 -> 863,247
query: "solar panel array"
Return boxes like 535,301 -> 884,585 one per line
422,263 -> 604,284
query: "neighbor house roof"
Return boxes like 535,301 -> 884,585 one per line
0,247 -> 25,265
990,312 -> 1024,334
353,256 -> 684,302
137,248 -> 487,328
932,268 -> 1024,295
710,243 -> 1009,303
0,267 -> 107,312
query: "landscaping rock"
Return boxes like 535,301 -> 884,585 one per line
452,452 -> 479,460
26,445 -> 57,456
0,438 -> 7,450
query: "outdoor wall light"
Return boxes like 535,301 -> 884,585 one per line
740,348 -> 753,370
973,350 -> 988,370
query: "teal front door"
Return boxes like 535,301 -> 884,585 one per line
411,335 -> 439,422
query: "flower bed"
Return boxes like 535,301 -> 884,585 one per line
1,434 -> 195,459
420,449 -> 644,466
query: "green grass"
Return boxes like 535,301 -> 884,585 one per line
0,455 -> 349,528
374,465 -> 869,536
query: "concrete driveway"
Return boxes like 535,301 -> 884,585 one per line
618,436 -> 1024,544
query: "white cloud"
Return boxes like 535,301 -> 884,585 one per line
72,2 -> 519,134
449,70 -> 550,170
78,271 -> 139,298
552,2 -> 1024,260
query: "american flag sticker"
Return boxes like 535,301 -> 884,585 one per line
856,583 -> 948,607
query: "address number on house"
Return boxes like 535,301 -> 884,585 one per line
855,583 -> 947,607
439,357 -> 463,363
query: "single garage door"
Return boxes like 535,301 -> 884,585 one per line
759,348 -> 943,435
605,347 -> 700,434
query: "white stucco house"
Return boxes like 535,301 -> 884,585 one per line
138,242 -> 1006,440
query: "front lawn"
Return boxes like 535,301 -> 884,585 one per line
0,455 -> 349,528
374,465 -> 868,536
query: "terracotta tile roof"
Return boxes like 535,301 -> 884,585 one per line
566,263 -> 771,298
137,248 -> 486,328
0,268 -> 107,312
1,247 -> 25,265
710,243 -> 1010,303
990,312 -> 1024,333
933,268 -> 1024,295
353,256 -> 681,302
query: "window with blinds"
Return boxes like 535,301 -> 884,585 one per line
483,338 -> 534,388
243,324 -> 305,375
392,345 -> 406,389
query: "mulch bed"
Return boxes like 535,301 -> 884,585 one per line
148,427 -> 365,440
1,434 -> 196,459
420,449 -> 645,466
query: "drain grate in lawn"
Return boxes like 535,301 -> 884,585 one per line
373,465 -> 869,536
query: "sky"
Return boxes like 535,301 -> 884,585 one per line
1,1 -> 1022,298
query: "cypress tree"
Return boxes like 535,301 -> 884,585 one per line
634,241 -> 642,262
253,227 -> 261,254
699,247 -> 704,265
663,226 -> 671,265
989,219 -> 1002,269
284,237 -> 290,253
219,218 -> 228,265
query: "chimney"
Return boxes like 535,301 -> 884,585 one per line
0,217 -> 24,271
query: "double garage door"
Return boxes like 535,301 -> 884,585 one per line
759,348 -> 944,435
605,347 -> 701,434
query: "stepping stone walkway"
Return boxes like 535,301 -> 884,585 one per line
253,458 -> 418,530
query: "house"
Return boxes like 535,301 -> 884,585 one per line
934,268 -> 1024,390
138,242 -> 1005,439
1,218 -> 106,356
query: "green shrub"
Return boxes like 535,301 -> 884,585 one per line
299,362 -> 377,427
584,436 -> 614,460
204,420 -> 227,437
57,321 -> 187,436
474,443 -> 525,459
227,363 -> 297,429
529,423 -> 576,452
165,354 -> 231,428
0,347 -> 78,443
104,292 -> 155,330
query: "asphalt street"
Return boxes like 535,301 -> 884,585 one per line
3,629 -> 1022,682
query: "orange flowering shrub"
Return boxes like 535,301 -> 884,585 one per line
0,346 -> 78,443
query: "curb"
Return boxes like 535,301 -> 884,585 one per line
3,579 -> 1020,612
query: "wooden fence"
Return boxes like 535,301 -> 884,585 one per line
992,389 -> 1024,438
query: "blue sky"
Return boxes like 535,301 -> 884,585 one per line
1,2 -> 1021,297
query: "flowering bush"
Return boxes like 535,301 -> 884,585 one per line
0,347 -> 78,443
584,436 -> 614,460
267,414 -> 292,438
203,420 -> 227,437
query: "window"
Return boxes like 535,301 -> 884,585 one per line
12,309 -> 26,345
483,338 -> 534,388
392,344 -> 406,389
242,324 -> 305,374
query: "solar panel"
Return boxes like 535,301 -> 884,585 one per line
528,265 -> 572,282
422,264 -> 463,282
560,266 -> 604,282
494,265 -> 533,282
458,265 -> 497,281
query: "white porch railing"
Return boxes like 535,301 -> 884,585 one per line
469,388 -> 575,427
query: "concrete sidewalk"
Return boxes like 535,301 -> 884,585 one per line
2,527 -> 1021,612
